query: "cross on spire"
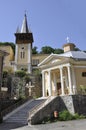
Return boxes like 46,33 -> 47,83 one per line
66,37 -> 70,43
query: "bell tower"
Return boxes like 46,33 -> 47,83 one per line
14,14 -> 34,73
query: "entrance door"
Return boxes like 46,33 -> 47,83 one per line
57,82 -> 61,95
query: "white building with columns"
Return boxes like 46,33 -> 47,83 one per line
38,43 -> 86,97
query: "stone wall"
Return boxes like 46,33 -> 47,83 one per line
72,95 -> 86,115
29,95 -> 86,124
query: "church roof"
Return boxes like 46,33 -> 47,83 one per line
21,14 -> 29,33
38,51 -> 86,67
59,51 -> 86,60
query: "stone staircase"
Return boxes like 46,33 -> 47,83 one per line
3,98 -> 46,125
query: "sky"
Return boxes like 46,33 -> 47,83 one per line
0,0 -> 86,52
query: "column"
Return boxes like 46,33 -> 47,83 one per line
60,67 -> 65,95
48,70 -> 52,96
67,65 -> 73,95
72,66 -> 77,94
53,73 -> 57,95
42,71 -> 45,97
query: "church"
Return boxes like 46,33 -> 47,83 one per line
0,14 -> 86,97
38,43 -> 86,96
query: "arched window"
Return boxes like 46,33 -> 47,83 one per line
20,47 -> 25,59
20,51 -> 25,59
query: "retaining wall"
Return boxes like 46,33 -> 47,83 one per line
29,95 -> 86,124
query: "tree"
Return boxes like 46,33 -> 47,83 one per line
54,48 -> 64,54
32,46 -> 38,54
74,47 -> 80,51
0,42 -> 15,54
15,70 -> 26,78
40,46 -> 54,54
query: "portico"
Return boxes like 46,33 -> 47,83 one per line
42,63 -> 76,97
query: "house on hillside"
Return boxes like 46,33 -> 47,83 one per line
38,43 -> 86,97
0,45 -> 14,72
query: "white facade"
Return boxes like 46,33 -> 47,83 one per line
38,51 -> 86,97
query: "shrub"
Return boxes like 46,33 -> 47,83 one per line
58,110 -> 73,121
15,70 -> 26,78
24,75 -> 30,83
41,110 -> 86,124
3,70 -> 8,78
58,110 -> 85,121
73,113 -> 85,119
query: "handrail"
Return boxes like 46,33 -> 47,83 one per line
28,99 -> 47,116
29,96 -> 55,117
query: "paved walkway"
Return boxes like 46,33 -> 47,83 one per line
0,119 -> 86,130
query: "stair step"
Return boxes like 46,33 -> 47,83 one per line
3,98 -> 46,125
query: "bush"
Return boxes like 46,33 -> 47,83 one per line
73,113 -> 85,119
15,70 -> 26,78
58,110 -> 85,121
3,70 -> 8,78
41,110 -> 86,124
58,110 -> 73,121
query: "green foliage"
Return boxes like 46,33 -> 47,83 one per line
42,110 -> 86,124
24,75 -> 30,83
58,110 -> 85,121
15,70 -> 26,78
0,42 -> 15,54
74,47 -> 81,51
3,70 -> 8,78
33,69 -> 41,75
32,46 -> 38,54
40,46 -> 64,54
17,79 -> 26,99
40,46 -> 54,54
54,48 -> 64,54
79,85 -> 86,95
58,110 -> 73,121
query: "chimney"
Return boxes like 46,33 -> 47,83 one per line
63,43 -> 76,53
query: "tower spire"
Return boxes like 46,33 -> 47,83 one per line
15,13 -> 34,73
21,13 -> 29,33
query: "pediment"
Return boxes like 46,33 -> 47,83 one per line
46,57 -> 61,65
38,54 -> 68,67
50,58 -> 61,64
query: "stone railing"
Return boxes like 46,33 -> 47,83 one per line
29,96 -> 56,118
